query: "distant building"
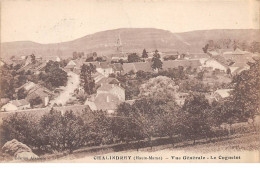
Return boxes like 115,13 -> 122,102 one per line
207,51 -> 220,57
17,81 -> 55,107
85,93 -> 121,114
84,82 -> 125,114
200,58 -> 228,72
43,56 -> 61,62
162,60 -> 202,70
122,62 -> 153,74
223,48 -> 252,60
96,77 -> 120,86
112,63 -> 124,74
1,99 -> 30,112
96,62 -> 113,77
97,83 -> 125,101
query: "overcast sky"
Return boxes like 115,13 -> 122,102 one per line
1,0 -> 259,44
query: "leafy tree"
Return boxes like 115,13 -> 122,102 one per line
141,49 -> 148,58
231,60 -> 260,130
80,64 -> 96,95
72,51 -> 78,59
17,88 -> 27,99
180,93 -> 211,144
30,54 -> 36,64
128,53 -> 140,63
139,76 -> 177,101
202,44 -> 209,53
40,109 -> 87,153
151,50 -> 162,70
250,41 -> 260,53
29,96 -> 42,107
42,61 -> 68,88
2,113 -> 43,151
93,52 -> 97,57
196,71 -> 204,80
226,68 -> 231,75
89,110 -> 113,145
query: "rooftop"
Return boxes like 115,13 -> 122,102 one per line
10,99 -> 30,107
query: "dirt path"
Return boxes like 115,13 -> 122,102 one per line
50,71 -> 80,106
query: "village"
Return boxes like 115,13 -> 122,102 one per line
0,36 -> 259,115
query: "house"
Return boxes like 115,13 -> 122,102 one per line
213,89 -> 233,101
229,66 -> 250,75
43,56 -> 61,62
1,99 -> 30,112
162,60 -> 202,70
223,48 -> 252,60
96,62 -> 113,77
96,77 -> 120,86
84,93 -> 121,114
112,63 -> 123,74
200,58 -> 228,72
64,59 -> 86,74
17,81 -> 55,106
17,62 -> 47,74
207,51 -> 220,57
122,62 -> 153,74
97,83 -> 125,101
64,59 -> 114,77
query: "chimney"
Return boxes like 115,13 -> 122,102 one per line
106,96 -> 110,102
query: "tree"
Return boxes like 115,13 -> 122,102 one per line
196,71 -> 204,80
226,68 -> 231,75
29,96 -> 42,107
30,54 -> 36,64
40,109 -> 87,153
202,44 -> 209,53
180,93 -> 212,144
2,112 -> 43,151
231,60 -> 260,130
112,103 -> 136,143
250,41 -> 260,53
128,53 -> 140,63
42,61 -> 68,88
80,64 -> 96,95
139,76 -> 177,101
72,52 -> 78,59
158,101 -> 181,147
141,49 -> 148,58
151,50 -> 163,70
89,110 -> 113,145
17,88 -> 27,99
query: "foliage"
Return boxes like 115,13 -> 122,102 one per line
17,88 -> 27,99
128,53 -> 141,63
231,60 -> 260,122
151,50 -> 163,70
40,109 -> 87,152
141,49 -> 148,58
80,64 -> 96,95
139,76 -> 177,101
180,93 -> 212,144
29,96 -> 42,107
42,61 -> 68,89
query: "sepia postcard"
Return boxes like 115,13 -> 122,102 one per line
0,0 -> 259,163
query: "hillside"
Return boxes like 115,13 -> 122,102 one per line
1,28 -> 259,60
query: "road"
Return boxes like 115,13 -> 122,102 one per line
50,71 -> 80,106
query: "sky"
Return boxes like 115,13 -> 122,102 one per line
1,0 -> 259,44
